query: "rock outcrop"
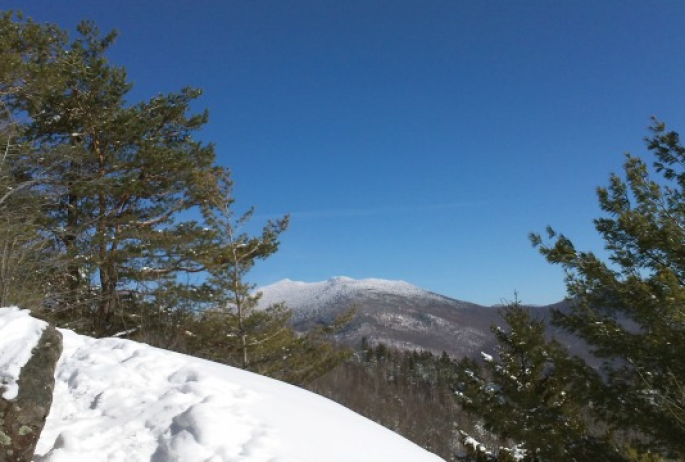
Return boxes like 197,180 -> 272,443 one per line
0,324 -> 62,462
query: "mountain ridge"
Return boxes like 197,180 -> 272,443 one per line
258,276 -> 461,317
257,276 -> 570,359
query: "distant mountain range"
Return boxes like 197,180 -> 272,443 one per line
257,277 -> 581,360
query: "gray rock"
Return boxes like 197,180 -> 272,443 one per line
0,325 -> 62,462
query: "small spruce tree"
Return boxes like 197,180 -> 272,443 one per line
192,171 -> 350,385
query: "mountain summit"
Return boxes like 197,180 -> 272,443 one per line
258,276 -> 450,315
258,277 -> 512,358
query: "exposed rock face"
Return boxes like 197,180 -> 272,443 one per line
0,325 -> 62,462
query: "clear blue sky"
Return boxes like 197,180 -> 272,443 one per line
8,1 -> 685,305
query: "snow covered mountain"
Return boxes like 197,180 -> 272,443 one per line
258,277 -> 572,359
258,276 -> 451,316
0,308 -> 444,462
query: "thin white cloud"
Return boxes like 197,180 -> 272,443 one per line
255,202 -> 480,220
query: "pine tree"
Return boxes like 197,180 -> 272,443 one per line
2,15 -> 221,334
194,167 -> 290,369
532,118 -> 685,457
191,176 -> 350,384
0,11 -> 66,309
455,300 -> 622,461
0,122 -> 51,308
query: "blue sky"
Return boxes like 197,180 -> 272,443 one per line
9,1 -> 685,305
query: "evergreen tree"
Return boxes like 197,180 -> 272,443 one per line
0,11 -> 66,309
191,276 -> 352,385
187,171 -> 350,385
197,167 -> 290,369
532,118 -> 685,457
0,10 -> 350,390
0,121 -> 52,308
2,14 -> 221,334
455,300 -> 622,461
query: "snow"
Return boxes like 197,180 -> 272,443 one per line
0,307 -> 47,400
257,276 -> 446,314
0,308 -> 444,461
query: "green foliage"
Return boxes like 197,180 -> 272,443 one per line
189,302 -> 352,386
531,118 -> 685,458
0,10 -> 67,107
187,278 -> 353,385
159,141 -> 349,386
624,447 -> 669,462
0,9 -> 345,388
455,300 -> 622,461
0,12 -> 66,310
0,11 -> 223,335
197,167 -> 289,368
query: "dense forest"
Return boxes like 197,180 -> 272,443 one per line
2,10 -> 685,461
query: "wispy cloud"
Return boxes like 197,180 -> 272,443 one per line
255,201 -> 480,221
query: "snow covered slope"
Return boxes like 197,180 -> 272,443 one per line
0,308 -> 445,462
258,276 -> 499,358
257,277 -> 574,360
258,276 -> 449,316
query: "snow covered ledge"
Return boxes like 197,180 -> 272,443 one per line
13,313 -> 446,461
0,307 -> 62,462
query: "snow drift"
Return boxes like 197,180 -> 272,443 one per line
0,308 -> 444,462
